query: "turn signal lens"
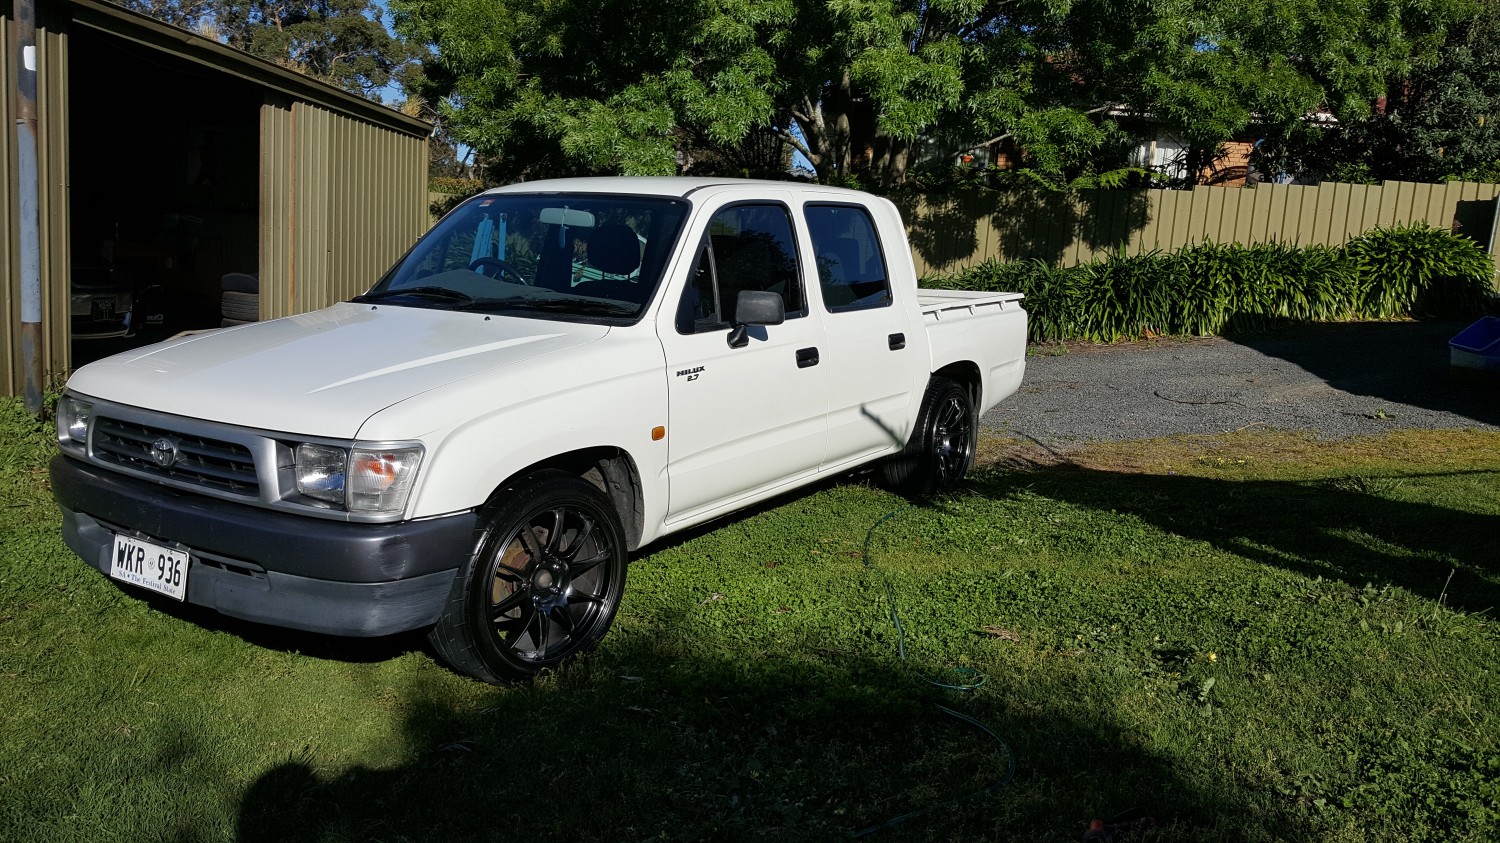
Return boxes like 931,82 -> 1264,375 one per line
352,453 -> 400,492
348,447 -> 422,513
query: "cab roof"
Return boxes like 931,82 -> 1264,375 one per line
483,177 -> 877,201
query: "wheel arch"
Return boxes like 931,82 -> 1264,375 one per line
932,360 -> 982,408
489,447 -> 646,552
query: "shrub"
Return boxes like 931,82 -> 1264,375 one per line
1344,223 -> 1496,318
429,176 -> 487,196
1171,243 -> 1236,334
1077,251 -> 1178,342
927,223 -> 1497,342
925,260 -> 1065,341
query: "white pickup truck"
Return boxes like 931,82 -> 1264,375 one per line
52,178 -> 1026,683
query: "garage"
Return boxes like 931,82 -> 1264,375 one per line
2,0 -> 431,399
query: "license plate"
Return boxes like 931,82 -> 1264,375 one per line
109,534 -> 190,601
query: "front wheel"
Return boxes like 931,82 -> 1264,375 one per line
881,377 -> 977,498
429,470 -> 628,683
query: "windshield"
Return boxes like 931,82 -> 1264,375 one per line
361,193 -> 690,322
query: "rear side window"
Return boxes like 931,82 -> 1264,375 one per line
805,204 -> 892,313
676,203 -> 805,333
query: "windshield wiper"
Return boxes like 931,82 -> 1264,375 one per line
466,297 -> 637,316
352,286 -> 475,305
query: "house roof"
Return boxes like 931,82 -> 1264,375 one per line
66,0 -> 431,138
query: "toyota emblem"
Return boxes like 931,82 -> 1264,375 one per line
150,437 -> 179,468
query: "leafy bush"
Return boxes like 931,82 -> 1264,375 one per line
1344,223 -> 1496,318
1077,251 -> 1177,341
927,223 -> 1497,342
428,176 -> 487,196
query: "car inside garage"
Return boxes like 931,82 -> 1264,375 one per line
68,25 -> 263,365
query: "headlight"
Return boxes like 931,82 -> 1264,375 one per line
295,444 -> 347,504
295,442 -> 423,514
57,395 -> 94,446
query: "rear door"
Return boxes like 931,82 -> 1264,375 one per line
657,196 -> 829,521
800,199 -> 924,469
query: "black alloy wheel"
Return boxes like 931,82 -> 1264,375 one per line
881,377 -> 977,498
929,387 -> 975,489
430,470 -> 627,683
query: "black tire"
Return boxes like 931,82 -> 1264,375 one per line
881,377 -> 977,498
221,291 -> 259,322
429,470 -> 628,683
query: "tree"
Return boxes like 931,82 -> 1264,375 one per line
118,0 -> 218,29
1269,0 -> 1500,183
115,0 -> 415,97
392,0 -> 1472,187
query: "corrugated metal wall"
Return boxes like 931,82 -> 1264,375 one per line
1,4 -> 71,395
2,1 -> 428,398
260,97 -> 428,319
899,180 -> 1500,276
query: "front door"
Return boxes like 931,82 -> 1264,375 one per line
658,199 -> 828,521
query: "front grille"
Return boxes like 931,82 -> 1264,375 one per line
93,417 -> 260,497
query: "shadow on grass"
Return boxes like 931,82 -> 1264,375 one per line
1230,320 -> 1500,428
233,642 -> 1269,842
211,458 -> 1497,840
964,463 -> 1500,613
121,589 -> 432,665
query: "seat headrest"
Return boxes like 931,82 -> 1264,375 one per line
588,224 -> 641,276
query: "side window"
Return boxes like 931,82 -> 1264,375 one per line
805,204 -> 892,313
675,243 -> 720,333
676,203 -> 805,333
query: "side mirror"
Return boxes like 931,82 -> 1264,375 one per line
728,290 -> 786,348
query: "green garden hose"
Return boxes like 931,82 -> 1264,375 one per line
851,504 -> 1017,837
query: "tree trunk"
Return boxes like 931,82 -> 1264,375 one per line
867,134 -> 911,187
793,75 -> 914,188
793,72 -> 859,182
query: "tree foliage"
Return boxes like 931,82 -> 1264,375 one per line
116,0 -> 414,96
393,0 -> 1473,187
1264,0 -> 1500,183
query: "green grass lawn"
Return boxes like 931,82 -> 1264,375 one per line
1,397 -> 1497,841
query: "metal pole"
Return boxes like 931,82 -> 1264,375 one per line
15,0 -> 45,415
1488,194 -> 1500,288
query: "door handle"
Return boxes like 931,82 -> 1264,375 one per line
888,332 -> 906,350
796,347 -> 820,368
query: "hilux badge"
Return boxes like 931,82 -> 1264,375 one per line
150,437 -> 179,468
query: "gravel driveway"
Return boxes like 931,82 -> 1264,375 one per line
983,320 -> 1500,446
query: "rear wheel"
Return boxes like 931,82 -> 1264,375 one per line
881,377 -> 977,498
429,470 -> 627,683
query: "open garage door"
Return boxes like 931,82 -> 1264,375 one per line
68,26 -> 261,365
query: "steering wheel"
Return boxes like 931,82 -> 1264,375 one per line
467,257 -> 529,285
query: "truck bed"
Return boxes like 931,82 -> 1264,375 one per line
917,288 -> 1027,416
916,288 -> 1025,317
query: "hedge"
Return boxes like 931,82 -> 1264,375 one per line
923,223 -> 1498,342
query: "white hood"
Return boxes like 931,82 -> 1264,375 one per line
67,303 -> 610,438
